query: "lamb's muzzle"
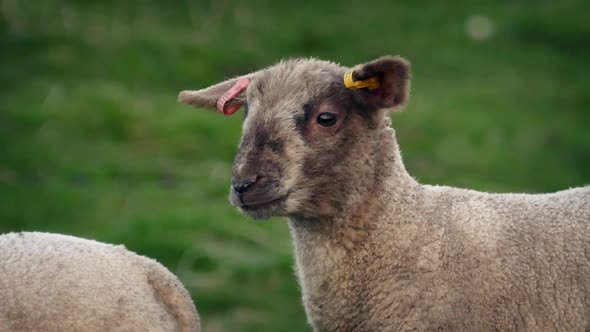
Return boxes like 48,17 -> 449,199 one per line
179,55 -> 590,332
232,175 -> 259,195
229,172 -> 287,210
230,174 -> 288,210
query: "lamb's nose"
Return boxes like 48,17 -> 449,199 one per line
232,176 -> 259,195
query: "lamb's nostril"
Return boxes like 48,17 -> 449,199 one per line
232,176 -> 259,195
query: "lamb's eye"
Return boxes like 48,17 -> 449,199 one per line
316,112 -> 338,127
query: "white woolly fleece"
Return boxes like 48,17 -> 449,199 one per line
0,232 -> 200,332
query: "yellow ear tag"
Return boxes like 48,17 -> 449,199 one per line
344,70 -> 380,90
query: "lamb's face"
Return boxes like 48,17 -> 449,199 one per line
230,60 -> 368,219
179,56 -> 411,220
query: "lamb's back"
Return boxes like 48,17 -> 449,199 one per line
0,232 -> 200,332
418,185 -> 590,330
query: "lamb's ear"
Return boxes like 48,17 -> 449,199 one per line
178,73 -> 256,111
349,55 -> 411,111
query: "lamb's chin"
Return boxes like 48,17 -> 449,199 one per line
240,206 -> 281,220
239,199 -> 288,220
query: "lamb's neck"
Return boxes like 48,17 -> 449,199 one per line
288,122 -> 419,239
287,124 -> 421,265
287,124 -> 421,330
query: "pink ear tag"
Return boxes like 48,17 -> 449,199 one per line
216,78 -> 250,116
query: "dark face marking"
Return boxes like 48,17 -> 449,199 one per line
295,102 -> 313,136
254,126 -> 270,149
267,138 -> 284,153
257,126 -> 284,153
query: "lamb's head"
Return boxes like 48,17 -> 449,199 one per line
179,56 -> 410,220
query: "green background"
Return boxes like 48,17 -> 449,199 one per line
1,1 -> 589,330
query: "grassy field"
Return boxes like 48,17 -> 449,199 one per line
1,0 -> 589,330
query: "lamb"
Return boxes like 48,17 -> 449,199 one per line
179,55 -> 590,331
0,232 -> 200,332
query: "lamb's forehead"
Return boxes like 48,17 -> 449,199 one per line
248,58 -> 346,108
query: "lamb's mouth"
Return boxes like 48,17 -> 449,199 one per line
240,194 -> 288,211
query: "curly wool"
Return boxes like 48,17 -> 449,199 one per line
0,232 -> 200,332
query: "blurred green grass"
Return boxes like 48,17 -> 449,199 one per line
1,0 -> 589,331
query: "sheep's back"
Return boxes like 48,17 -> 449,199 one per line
417,185 -> 590,330
0,232 -> 200,332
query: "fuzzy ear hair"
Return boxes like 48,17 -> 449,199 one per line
178,74 -> 256,111
350,55 -> 411,111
